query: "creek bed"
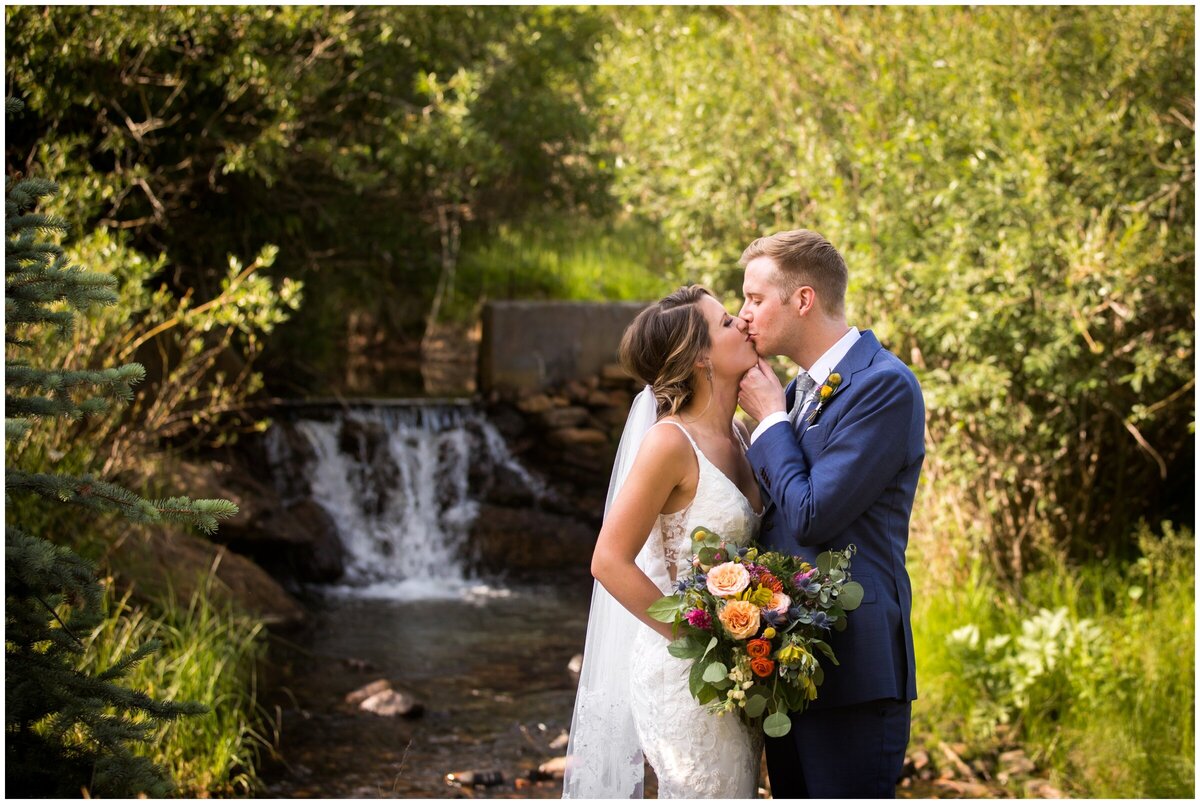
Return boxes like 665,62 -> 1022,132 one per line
259,580 -> 594,798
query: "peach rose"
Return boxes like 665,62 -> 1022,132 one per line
706,561 -> 750,598
718,600 -> 761,640
767,592 -> 792,616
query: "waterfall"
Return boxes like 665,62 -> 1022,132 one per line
264,403 -> 543,600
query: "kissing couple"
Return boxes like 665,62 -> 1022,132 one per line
562,229 -> 925,799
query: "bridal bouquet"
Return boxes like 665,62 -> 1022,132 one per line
647,526 -> 863,738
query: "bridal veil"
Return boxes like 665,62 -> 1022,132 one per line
562,385 -> 666,798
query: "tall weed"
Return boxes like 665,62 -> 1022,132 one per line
77,580 -> 271,796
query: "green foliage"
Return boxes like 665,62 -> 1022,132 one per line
596,6 -> 1194,567
76,584 -> 270,797
448,214 -> 673,319
5,6 -> 615,388
912,521 -> 1194,796
5,99 -> 240,796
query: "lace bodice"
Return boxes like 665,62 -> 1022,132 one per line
645,420 -> 763,591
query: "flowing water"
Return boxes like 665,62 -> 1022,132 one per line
257,404 -> 594,797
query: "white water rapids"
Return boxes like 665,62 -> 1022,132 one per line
264,404 -> 544,600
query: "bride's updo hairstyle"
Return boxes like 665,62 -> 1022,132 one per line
619,284 -> 714,418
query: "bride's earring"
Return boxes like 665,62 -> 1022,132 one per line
705,359 -> 713,385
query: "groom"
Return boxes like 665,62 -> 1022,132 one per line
736,229 -> 924,798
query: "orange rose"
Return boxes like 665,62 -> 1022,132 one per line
746,639 -> 772,659
718,600 -> 761,640
750,657 -> 776,678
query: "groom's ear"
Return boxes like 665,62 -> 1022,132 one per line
792,285 -> 816,315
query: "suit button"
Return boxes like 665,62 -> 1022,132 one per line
758,467 -> 770,489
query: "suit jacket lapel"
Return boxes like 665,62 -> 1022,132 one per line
827,329 -> 883,400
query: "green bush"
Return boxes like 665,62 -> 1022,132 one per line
597,6 -> 1194,568
913,521 -> 1194,796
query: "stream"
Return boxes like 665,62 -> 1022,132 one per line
259,582 -> 593,798
255,403 -> 603,797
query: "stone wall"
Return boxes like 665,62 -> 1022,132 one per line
485,362 -> 644,529
479,300 -> 646,395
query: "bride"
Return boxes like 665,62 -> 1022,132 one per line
563,285 -> 764,799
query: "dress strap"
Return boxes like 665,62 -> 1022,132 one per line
653,419 -> 702,452
732,422 -> 750,451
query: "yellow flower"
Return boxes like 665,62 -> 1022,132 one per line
819,384 -> 833,401
745,586 -> 774,607
762,626 -> 777,639
828,372 -> 841,386
776,643 -> 806,666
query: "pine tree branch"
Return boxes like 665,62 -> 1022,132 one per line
33,593 -> 86,649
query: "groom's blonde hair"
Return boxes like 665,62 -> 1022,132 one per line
740,229 -> 847,317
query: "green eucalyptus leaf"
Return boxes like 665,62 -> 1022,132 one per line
702,661 -> 728,683
816,551 -> 834,574
647,595 -> 685,623
764,712 -> 792,737
745,694 -> 768,718
839,581 -> 864,610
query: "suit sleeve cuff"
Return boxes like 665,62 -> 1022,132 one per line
750,411 -> 790,444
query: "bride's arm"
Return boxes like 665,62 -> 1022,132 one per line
590,424 -> 692,641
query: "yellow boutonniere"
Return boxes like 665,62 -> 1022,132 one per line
806,372 -> 843,423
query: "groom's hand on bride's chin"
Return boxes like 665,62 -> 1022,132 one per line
738,357 -> 785,421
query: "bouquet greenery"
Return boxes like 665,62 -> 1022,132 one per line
648,526 -> 863,737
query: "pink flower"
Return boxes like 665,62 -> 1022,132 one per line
793,568 -> 817,588
706,562 -> 751,598
685,609 -> 712,630
767,592 -> 792,616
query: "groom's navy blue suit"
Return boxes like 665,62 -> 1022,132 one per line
747,330 -> 924,798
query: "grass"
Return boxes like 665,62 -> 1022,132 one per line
447,213 -> 675,319
76,577 -> 272,797
910,520 -> 1194,797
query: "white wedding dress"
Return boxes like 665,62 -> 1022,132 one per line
628,421 -> 762,798
565,416 -> 762,799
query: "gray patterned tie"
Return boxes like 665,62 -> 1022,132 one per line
789,373 -> 819,431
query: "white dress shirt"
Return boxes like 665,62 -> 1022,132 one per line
750,327 -> 861,444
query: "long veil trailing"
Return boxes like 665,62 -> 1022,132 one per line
562,385 -> 666,799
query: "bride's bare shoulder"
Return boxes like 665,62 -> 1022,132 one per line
635,419 -> 693,465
